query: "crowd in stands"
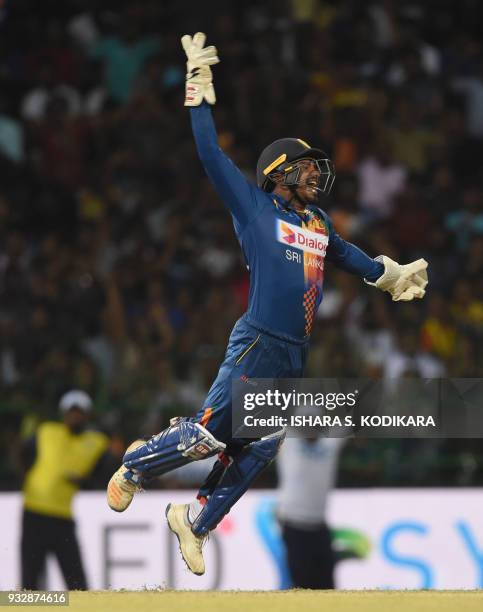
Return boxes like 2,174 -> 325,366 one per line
1,0 -> 482,487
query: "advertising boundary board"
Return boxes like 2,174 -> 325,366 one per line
1,489 -> 483,590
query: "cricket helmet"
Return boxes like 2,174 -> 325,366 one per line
256,137 -> 335,194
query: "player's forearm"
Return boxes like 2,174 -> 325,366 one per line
190,102 -> 223,168
190,103 -> 241,197
328,237 -> 384,281
326,227 -> 428,300
190,103 -> 244,191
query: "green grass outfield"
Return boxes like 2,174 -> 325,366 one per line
60,590 -> 483,612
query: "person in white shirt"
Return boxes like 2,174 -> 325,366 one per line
357,141 -> 406,220
277,433 -> 345,589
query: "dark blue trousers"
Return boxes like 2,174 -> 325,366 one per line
192,314 -> 309,445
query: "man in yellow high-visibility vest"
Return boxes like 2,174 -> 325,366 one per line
20,390 -> 109,590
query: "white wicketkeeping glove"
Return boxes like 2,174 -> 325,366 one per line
181,32 -> 220,106
366,255 -> 428,301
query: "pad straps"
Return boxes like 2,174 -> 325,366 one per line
191,429 -> 285,536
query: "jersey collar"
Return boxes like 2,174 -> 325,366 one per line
271,193 -> 312,218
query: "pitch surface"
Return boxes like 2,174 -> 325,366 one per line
63,590 -> 483,612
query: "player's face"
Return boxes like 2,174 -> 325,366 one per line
294,159 -> 321,203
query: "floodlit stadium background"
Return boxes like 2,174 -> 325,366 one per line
0,0 -> 482,591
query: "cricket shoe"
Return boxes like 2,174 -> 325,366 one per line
166,503 -> 207,576
107,439 -> 145,512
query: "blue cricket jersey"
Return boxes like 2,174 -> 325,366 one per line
191,103 -> 383,342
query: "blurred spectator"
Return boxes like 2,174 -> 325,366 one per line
0,94 -> 24,163
386,99 -> 442,175
21,63 -> 81,121
385,329 -> 445,379
445,185 -> 483,251
30,95 -> 90,188
452,61 -> 483,139
357,138 -> 407,220
91,11 -> 160,104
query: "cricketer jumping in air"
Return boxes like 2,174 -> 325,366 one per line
107,33 -> 428,575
